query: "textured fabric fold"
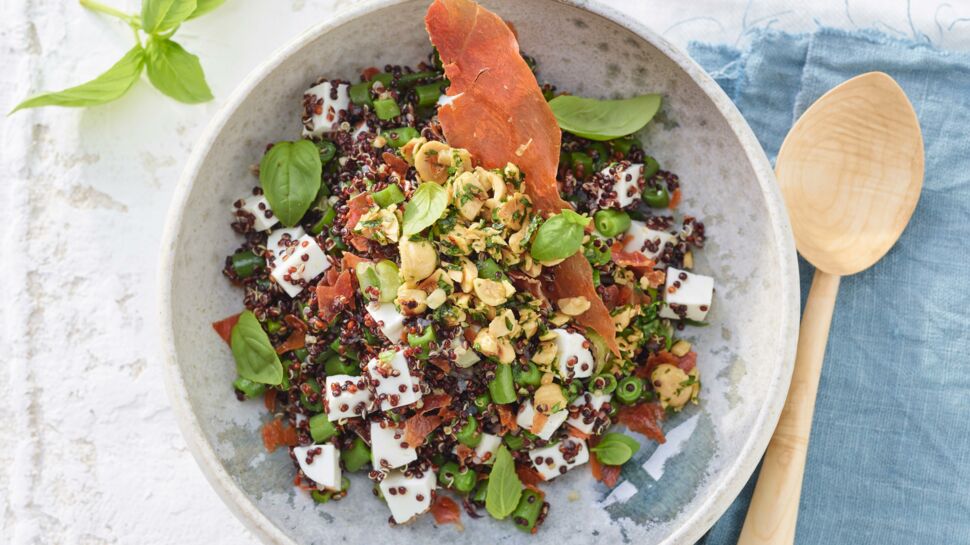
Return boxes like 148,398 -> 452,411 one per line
690,28 -> 970,545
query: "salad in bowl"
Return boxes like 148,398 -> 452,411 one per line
213,0 -> 714,533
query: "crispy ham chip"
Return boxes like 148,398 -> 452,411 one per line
425,0 -> 618,355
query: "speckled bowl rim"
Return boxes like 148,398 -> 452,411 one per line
158,1 -> 799,543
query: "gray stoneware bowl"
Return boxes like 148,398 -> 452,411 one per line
158,1 -> 800,543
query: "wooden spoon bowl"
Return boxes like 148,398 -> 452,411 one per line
739,72 -> 924,544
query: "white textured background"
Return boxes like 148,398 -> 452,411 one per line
2,1 -> 968,543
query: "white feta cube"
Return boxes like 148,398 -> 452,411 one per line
472,433 -> 502,464
552,328 -> 595,379
370,420 -> 417,470
270,234 -> 331,297
366,349 -> 422,411
529,438 -> 590,481
292,444 -> 341,490
566,391 -> 612,435
624,220 -> 677,261
659,267 -> 714,322
302,80 -> 351,137
232,194 -> 279,232
379,469 -> 437,524
366,301 -> 406,344
516,400 -> 568,441
266,226 -> 306,260
601,162 -> 644,208
324,375 -> 374,421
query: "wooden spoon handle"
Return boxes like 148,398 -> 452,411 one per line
738,269 -> 841,545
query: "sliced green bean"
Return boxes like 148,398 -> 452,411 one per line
407,325 -> 436,360
454,467 -> 478,493
593,209 -> 631,238
233,377 -> 266,399
474,392 -> 491,411
385,127 -> 420,148
375,260 -> 401,303
642,184 -> 669,208
374,98 -> 400,121
323,354 -> 359,376
642,155 -> 660,179
438,461 -> 460,488
591,374 -> 618,394
616,376 -> 644,404
416,80 -> 448,108
503,433 -> 525,451
315,139 -> 337,164
309,413 -> 338,442
571,151 -> 594,178
349,81 -> 373,107
512,489 -> 544,532
397,70 -> 439,88
342,437 -> 371,472
372,184 -> 405,208
514,362 -> 542,387
488,364 -> 517,404
300,378 -> 322,411
456,417 -> 482,447
231,250 -> 264,278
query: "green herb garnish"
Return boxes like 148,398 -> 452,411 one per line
548,94 -> 662,141
590,433 -> 640,466
485,445 -> 522,520
230,310 -> 284,386
530,209 -> 590,262
259,140 -> 323,227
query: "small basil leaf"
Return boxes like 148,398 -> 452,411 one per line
142,0 -> 197,33
402,182 -> 448,236
10,46 -> 144,113
591,432 -> 640,465
485,445 -> 522,520
529,209 -> 590,262
144,37 -> 213,104
259,140 -> 323,227
549,94 -> 662,141
187,0 -> 225,19
230,310 -> 284,385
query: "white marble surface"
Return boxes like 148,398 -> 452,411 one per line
2,1 -> 968,543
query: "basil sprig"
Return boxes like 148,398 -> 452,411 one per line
485,445 -> 523,520
530,209 -> 590,262
10,0 -> 221,112
230,310 -> 284,386
548,94 -> 662,141
402,182 -> 448,236
591,433 -> 640,466
259,140 -> 323,227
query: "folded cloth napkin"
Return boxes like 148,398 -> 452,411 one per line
689,28 -> 970,545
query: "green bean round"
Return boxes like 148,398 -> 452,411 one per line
593,209 -> 631,238
455,417 -> 482,447
617,376 -> 644,404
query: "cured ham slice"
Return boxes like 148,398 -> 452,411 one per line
426,0 -> 619,355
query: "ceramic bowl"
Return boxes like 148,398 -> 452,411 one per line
159,1 -> 799,543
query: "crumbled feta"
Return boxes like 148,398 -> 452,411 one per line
566,391 -> 612,435
366,349 -> 422,411
292,444 -> 341,490
624,220 -> 677,261
516,400 -> 568,441
269,234 -> 331,297
378,469 -> 437,524
266,226 -> 306,260
658,267 -> 714,322
551,328 -> 595,379
601,163 -> 644,208
324,375 -> 374,421
302,80 -> 351,137
529,438 -> 590,481
472,433 -> 502,464
370,420 -> 417,470
232,194 -> 279,232
366,301 -> 406,344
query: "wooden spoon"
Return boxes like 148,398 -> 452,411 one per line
738,72 -> 924,544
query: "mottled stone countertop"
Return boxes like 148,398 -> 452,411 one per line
2,0 -> 967,543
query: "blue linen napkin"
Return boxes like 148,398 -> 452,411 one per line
689,28 -> 970,545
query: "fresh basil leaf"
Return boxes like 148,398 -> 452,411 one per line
142,0 -> 197,33
10,46 -> 144,113
230,310 -> 284,385
485,445 -> 522,520
530,209 -> 590,262
402,182 -> 448,236
144,37 -> 213,104
259,140 -> 323,227
549,94 -> 662,141
591,432 -> 640,465
187,0 -> 225,19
